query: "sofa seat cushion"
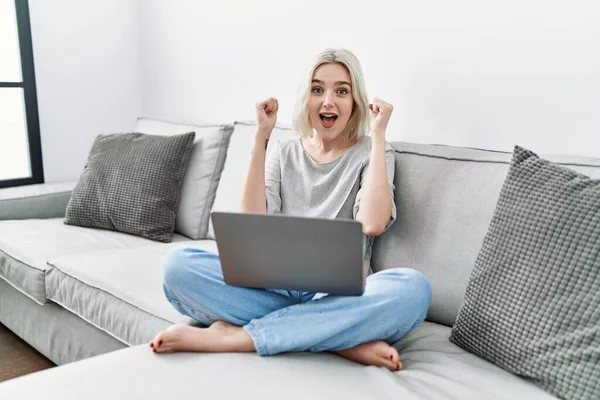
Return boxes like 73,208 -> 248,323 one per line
45,241 -> 218,346
0,218 -> 190,305
0,321 -> 558,400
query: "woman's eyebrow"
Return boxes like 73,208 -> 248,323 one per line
311,79 -> 351,86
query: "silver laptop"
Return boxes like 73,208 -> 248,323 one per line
210,211 -> 366,296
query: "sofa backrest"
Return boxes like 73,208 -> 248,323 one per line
206,121 -> 296,239
372,142 -> 600,327
153,117 -> 600,328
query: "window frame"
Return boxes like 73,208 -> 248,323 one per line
0,0 -> 43,189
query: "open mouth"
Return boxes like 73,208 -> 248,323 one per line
319,113 -> 338,128
320,113 -> 338,123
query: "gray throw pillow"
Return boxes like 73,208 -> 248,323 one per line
64,132 -> 195,242
450,146 -> 599,400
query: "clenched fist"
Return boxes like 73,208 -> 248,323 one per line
369,97 -> 393,138
255,97 -> 279,138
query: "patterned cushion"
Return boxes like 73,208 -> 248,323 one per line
64,132 -> 195,242
134,118 -> 234,239
449,146 -> 600,400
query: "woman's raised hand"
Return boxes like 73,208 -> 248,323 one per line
255,97 -> 279,138
369,97 -> 393,139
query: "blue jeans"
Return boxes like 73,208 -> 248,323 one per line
162,248 -> 432,356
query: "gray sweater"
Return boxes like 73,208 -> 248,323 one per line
265,135 -> 397,263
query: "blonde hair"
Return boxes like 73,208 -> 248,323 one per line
293,48 -> 369,143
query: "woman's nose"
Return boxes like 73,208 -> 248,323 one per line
323,91 -> 334,108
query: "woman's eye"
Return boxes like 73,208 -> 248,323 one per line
337,88 -> 348,95
311,87 -> 323,94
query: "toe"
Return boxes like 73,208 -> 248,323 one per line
382,357 -> 397,370
378,344 -> 402,371
376,343 -> 399,363
388,347 -> 400,364
152,332 -> 166,350
155,344 -> 171,354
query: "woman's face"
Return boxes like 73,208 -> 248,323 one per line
308,63 -> 354,141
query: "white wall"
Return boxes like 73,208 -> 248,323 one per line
29,0 -> 141,182
139,0 -> 600,157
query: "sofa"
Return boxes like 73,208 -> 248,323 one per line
1,118 -> 598,399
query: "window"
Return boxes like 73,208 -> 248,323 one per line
0,0 -> 42,188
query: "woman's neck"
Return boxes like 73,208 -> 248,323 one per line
306,133 -> 357,154
301,133 -> 359,164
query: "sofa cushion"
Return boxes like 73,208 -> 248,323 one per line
64,131 -> 196,242
45,241 -> 218,346
0,321 -> 558,400
0,218 -> 190,305
135,118 -> 234,240
450,146 -> 600,400
206,121 -> 297,239
372,142 -> 600,327
0,277 -> 127,366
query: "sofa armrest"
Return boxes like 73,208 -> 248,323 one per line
0,181 -> 77,220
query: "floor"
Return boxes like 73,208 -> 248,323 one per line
0,322 -> 55,382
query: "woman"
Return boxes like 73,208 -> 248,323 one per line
149,49 -> 431,371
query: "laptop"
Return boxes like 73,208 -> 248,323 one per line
210,211 -> 366,295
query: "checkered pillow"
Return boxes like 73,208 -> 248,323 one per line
64,132 -> 195,242
450,146 -> 600,400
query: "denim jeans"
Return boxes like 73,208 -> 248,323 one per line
162,247 -> 432,356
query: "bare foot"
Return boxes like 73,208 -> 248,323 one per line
149,321 -> 255,353
334,341 -> 402,371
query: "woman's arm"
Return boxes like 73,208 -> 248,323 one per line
356,97 -> 394,236
239,97 -> 279,213
355,135 -> 392,236
239,134 -> 270,213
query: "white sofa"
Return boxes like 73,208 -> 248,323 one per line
1,118 -> 599,399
